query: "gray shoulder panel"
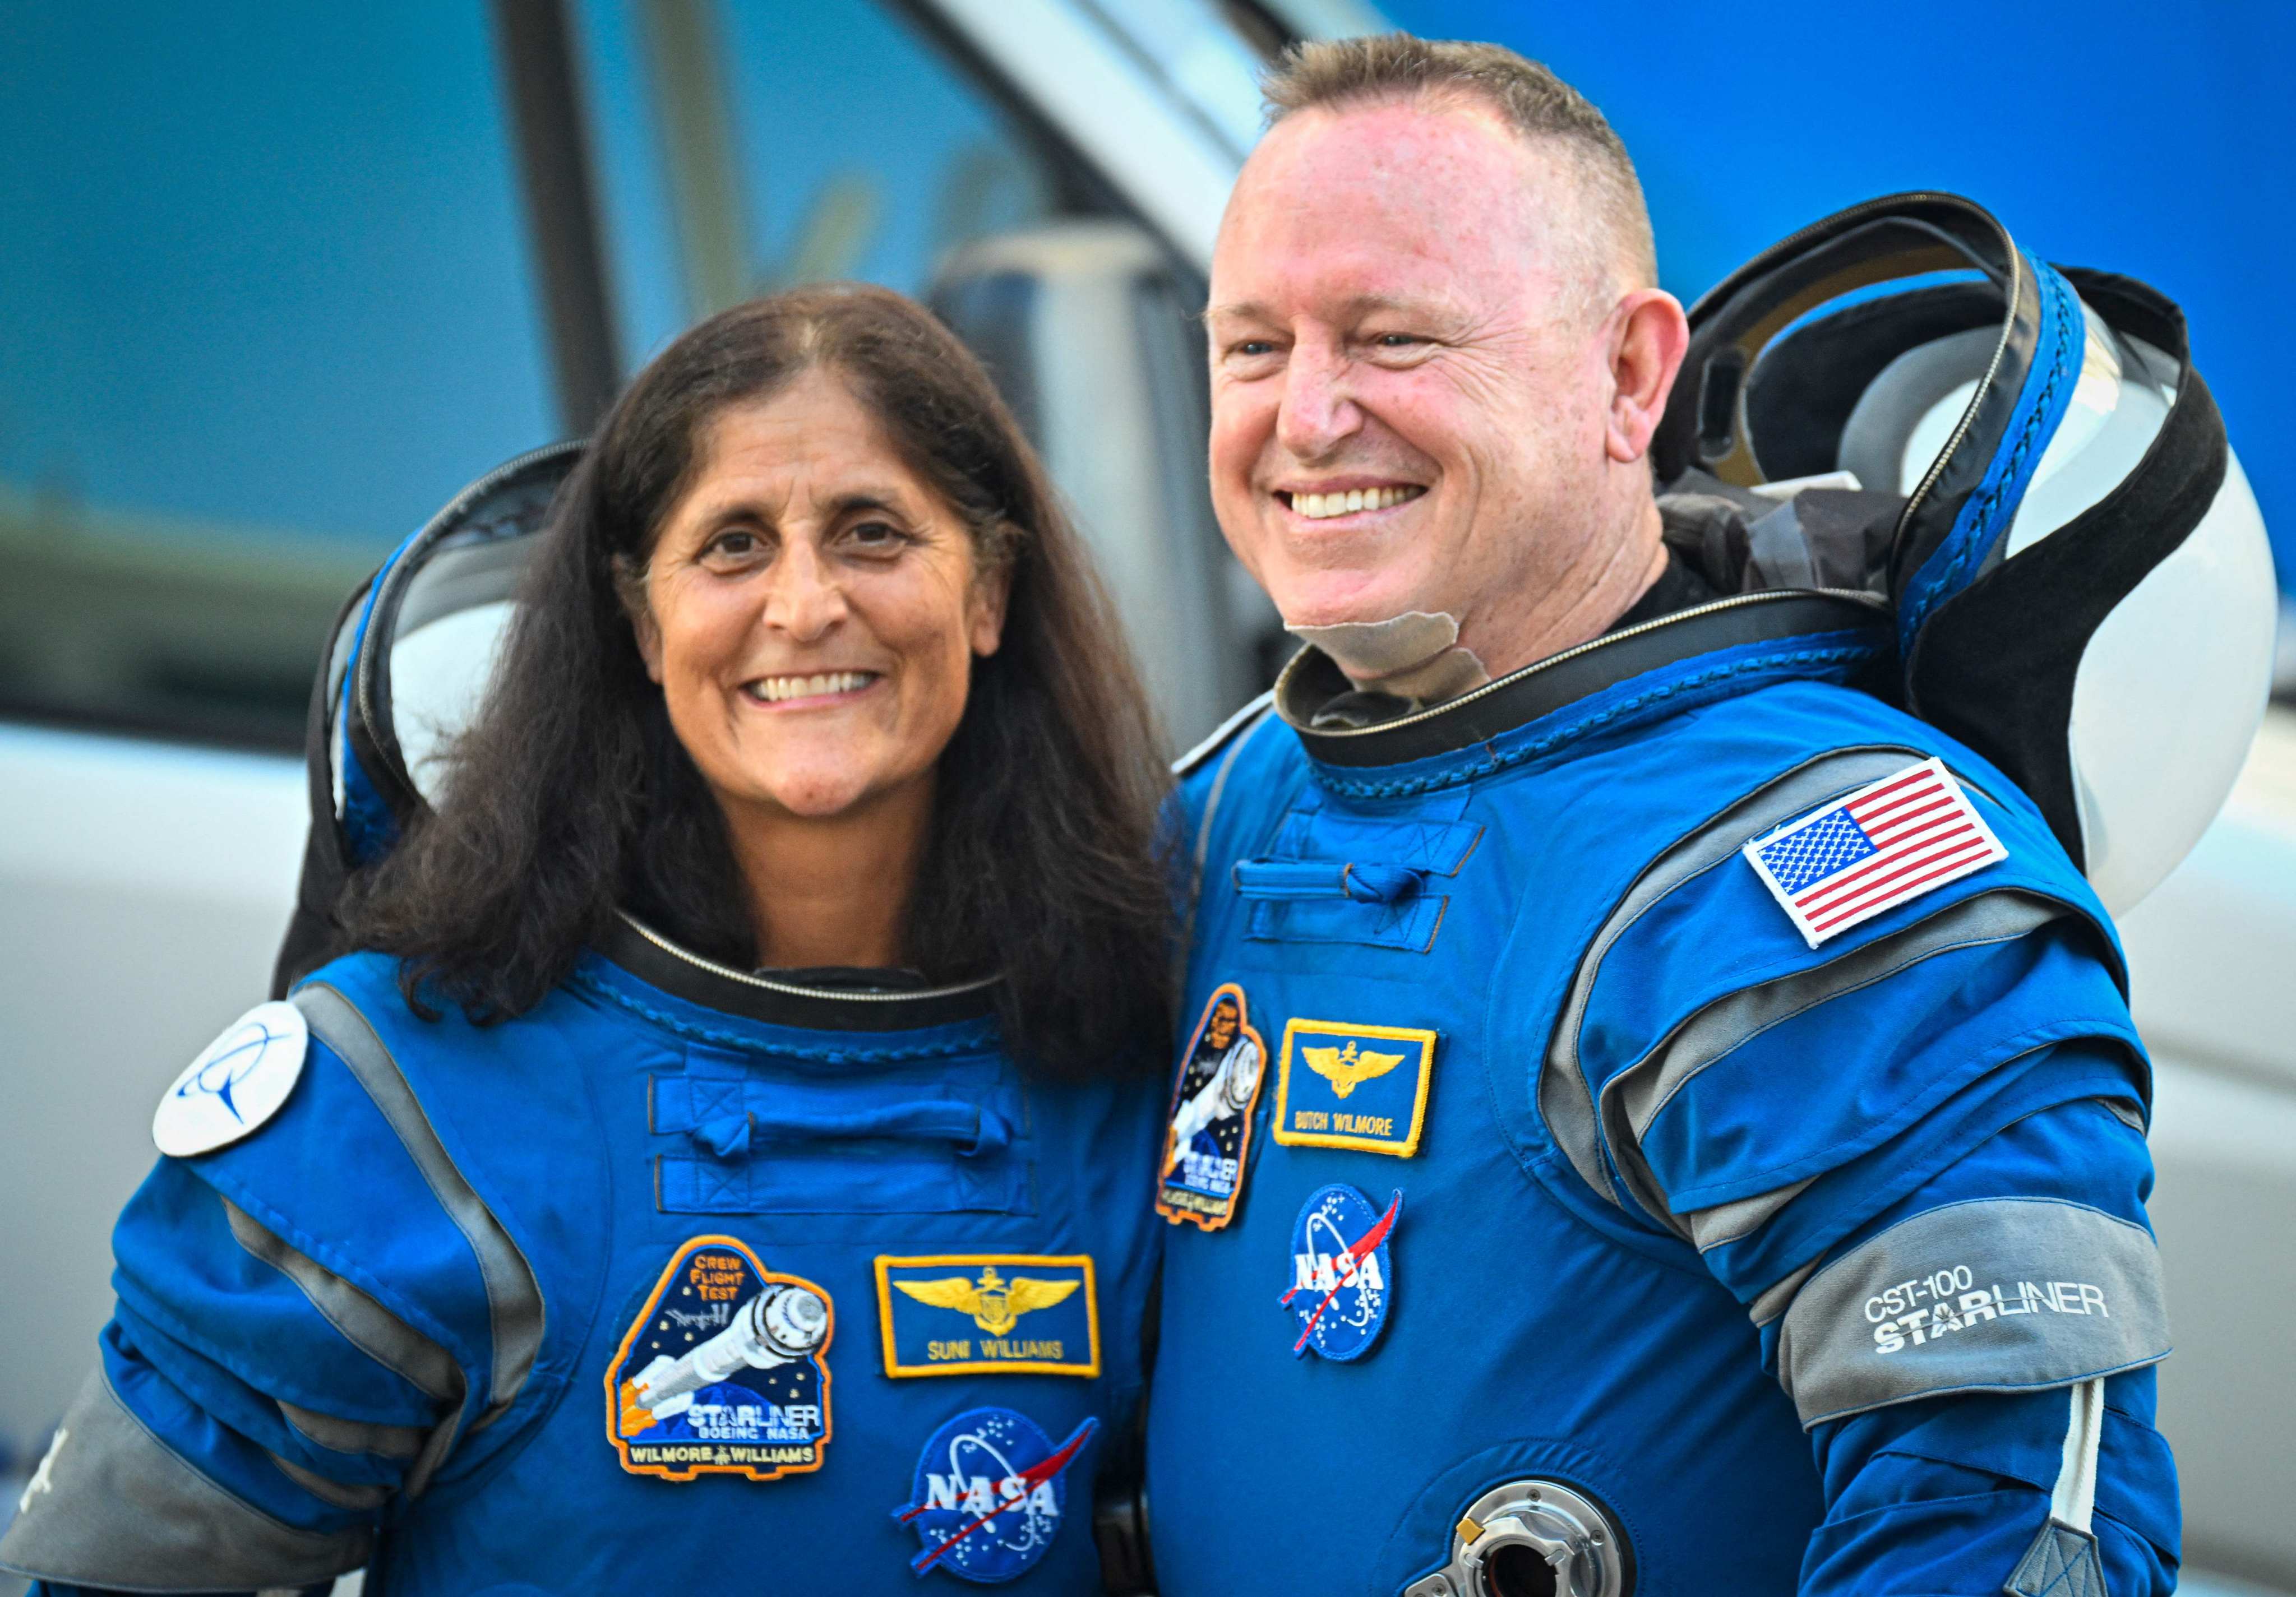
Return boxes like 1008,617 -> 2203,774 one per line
1774,1196 -> 2171,1428
293,982 -> 544,1425
1600,890 -> 2066,1232
269,1453 -> 391,1512
0,1367 -> 369,1591
224,1196 -> 463,1405
1683,1176 -> 1815,1254
279,1400 -> 426,1462
1540,746 -> 1928,1209
1171,689 -> 1276,779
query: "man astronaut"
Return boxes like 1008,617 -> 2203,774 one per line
1144,34 -> 2183,1597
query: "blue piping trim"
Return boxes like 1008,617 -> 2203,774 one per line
1897,257 -> 2082,654
567,969 -> 1000,1063
336,527 -> 426,865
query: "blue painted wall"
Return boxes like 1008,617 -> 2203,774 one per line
1385,0 -> 2293,589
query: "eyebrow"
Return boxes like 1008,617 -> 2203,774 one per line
822,489 -> 910,520
1204,293 -> 1448,324
690,485 -> 914,524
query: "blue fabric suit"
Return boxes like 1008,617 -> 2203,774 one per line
1144,594 -> 2180,1595
4,922 -> 1163,1594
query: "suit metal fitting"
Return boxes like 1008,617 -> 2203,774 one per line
1401,1479 -> 1630,1597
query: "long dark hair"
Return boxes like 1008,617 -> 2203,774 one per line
341,285 -> 1174,1073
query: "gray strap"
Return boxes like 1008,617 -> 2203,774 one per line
2004,1387 -> 2110,1597
1600,889 -> 2064,1234
2052,1377 -> 2105,1532
268,1453 -> 390,1512
1775,1197 -> 2171,1427
279,1401 -> 425,1463
1171,688 -> 1276,778
1683,1176 -> 1815,1253
1541,746 -> 1928,1207
0,1367 -> 369,1591
1176,698 -> 1277,976
224,1197 -> 461,1405
1749,1259 -> 1818,1328
293,983 -> 544,1425
2003,1520 -> 2106,1597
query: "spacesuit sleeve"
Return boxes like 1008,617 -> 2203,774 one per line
0,983 -> 528,1595
1793,1090 -> 2180,1595
1542,751 -> 2177,1594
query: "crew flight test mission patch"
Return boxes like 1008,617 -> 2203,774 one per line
607,1235 -> 833,1482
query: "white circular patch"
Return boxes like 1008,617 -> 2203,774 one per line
153,1000 -> 309,1158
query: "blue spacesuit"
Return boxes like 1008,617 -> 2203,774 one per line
3,919 -> 1163,1593
1144,590 -> 2180,1595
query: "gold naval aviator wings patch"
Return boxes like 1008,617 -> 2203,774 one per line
875,1254 -> 1101,1378
893,1265 -> 1081,1337
1274,1017 -> 1438,1158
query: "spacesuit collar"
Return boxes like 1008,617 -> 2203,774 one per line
600,911 -> 1001,1032
1276,589 -> 1889,770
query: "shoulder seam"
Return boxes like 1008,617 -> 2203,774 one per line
1171,689 -> 1277,778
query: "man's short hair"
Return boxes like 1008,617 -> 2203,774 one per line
1260,34 -> 1659,295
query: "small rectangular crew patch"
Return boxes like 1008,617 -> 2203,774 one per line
875,1255 -> 1100,1378
1742,757 -> 2007,947
1272,1019 -> 1437,1158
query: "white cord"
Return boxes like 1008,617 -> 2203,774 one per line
2049,1377 -> 2106,1533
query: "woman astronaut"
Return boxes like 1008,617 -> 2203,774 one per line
3,286 -> 1174,1594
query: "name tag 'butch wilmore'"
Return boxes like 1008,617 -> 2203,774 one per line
1867,1266 -> 2113,1354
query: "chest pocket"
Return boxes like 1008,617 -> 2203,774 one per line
650,1049 -> 1031,1216
1233,789 -> 1481,953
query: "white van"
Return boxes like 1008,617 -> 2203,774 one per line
2,2 -> 2290,1589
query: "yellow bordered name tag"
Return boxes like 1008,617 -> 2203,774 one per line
875,1255 -> 1100,1378
1272,1018 -> 1437,1158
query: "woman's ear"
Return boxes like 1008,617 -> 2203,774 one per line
613,554 -> 666,683
969,557 -> 1013,659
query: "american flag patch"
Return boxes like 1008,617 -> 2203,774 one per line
1742,758 -> 2008,947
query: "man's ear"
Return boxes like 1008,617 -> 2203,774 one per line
1605,288 -> 1690,466
613,554 -> 665,683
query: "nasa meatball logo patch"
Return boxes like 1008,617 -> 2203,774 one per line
1281,1184 -> 1401,1361
607,1235 -> 832,1482
153,999 -> 308,1158
1154,982 -> 1268,1230
893,1406 -> 1098,1582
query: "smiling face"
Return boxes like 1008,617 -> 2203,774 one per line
631,368 -> 1008,827
1207,98 -> 1677,678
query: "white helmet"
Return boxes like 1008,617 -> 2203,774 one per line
1656,192 -> 2276,912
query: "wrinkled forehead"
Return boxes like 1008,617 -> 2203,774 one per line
1212,99 -> 1572,317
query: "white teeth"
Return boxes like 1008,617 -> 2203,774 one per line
747,671 -> 872,702
1288,485 -> 1422,520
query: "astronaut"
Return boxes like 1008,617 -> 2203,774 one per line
1166,997 -> 1264,1159
1144,34 -> 2269,1597
0,288 -> 1169,1594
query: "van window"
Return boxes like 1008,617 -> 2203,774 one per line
0,3 -> 558,747
578,0 -> 1071,358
